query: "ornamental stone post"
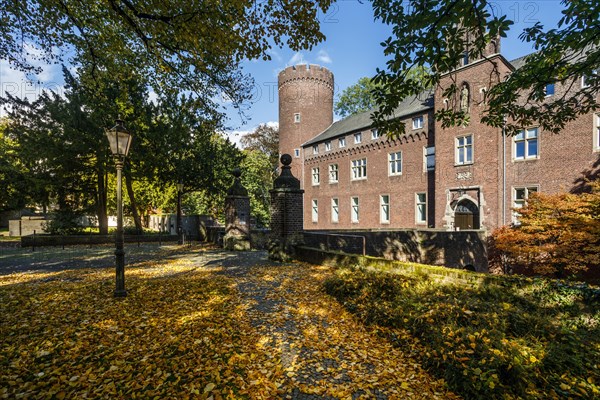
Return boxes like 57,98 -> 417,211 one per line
223,168 -> 251,251
268,154 -> 304,261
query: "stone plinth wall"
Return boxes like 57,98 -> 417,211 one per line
302,229 -> 488,272
147,215 -> 216,237
204,226 -> 270,249
9,217 -> 48,237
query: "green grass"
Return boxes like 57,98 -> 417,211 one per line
324,265 -> 600,399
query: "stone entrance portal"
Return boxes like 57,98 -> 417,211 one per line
454,199 -> 480,230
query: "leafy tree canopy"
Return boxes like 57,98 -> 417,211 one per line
240,123 -> 279,171
1,0 -> 332,115
370,0 -> 599,136
335,67 -> 432,119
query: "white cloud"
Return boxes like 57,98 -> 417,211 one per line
316,50 -> 333,64
287,52 -> 306,66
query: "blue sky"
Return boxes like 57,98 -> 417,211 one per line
224,0 -> 566,142
0,1 -> 565,144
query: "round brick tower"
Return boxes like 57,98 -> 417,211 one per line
278,64 -> 334,179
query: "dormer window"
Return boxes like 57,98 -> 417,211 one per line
325,141 -> 331,151
545,83 -> 555,97
412,116 -> 423,130
294,113 -> 301,123
312,144 -> 319,155
371,129 -> 380,139
354,132 -> 362,144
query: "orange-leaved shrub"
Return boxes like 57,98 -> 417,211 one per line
492,181 -> 600,278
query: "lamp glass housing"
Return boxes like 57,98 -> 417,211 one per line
106,119 -> 132,158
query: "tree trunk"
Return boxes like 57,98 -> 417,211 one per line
96,166 -> 108,235
124,168 -> 144,234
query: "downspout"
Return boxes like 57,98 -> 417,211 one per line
502,116 -> 507,226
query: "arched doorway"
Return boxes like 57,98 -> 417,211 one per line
454,199 -> 480,230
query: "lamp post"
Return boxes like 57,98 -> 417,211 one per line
176,182 -> 184,245
105,119 -> 132,298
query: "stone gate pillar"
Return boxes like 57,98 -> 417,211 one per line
223,168 -> 251,251
268,154 -> 304,261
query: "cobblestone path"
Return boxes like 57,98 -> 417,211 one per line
193,249 -> 459,399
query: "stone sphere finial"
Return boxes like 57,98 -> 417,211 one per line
280,154 -> 292,166
232,168 -> 242,178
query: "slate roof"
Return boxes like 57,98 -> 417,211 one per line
509,53 -> 532,70
303,89 -> 434,147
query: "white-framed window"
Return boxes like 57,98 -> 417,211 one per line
325,141 -> 332,151
380,195 -> 390,223
294,148 -> 300,158
331,198 -> 339,223
328,164 -> 339,183
415,193 -> 427,224
371,129 -> 380,139
456,134 -> 473,165
311,167 -> 320,185
594,113 -> 600,151
412,116 -> 423,129
514,127 -> 539,160
582,70 -> 597,88
354,132 -> 362,144
424,146 -> 435,172
388,151 -> 402,176
351,158 -> 367,180
544,83 -> 555,97
339,137 -> 346,148
512,186 -> 538,224
351,197 -> 359,223
311,199 -> 318,222
312,144 -> 319,155
294,113 -> 301,123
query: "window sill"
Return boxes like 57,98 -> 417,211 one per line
329,181 -> 339,185
389,173 -> 403,177
351,178 -> 368,182
512,157 -> 539,162
454,162 -> 473,167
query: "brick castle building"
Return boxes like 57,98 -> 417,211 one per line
277,44 -> 599,233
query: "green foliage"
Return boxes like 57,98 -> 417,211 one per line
43,210 -> 85,235
1,0 -> 332,120
335,77 -> 381,118
371,0 -> 599,135
0,120 -> 28,211
325,266 -> 600,399
492,183 -> 600,278
241,150 -> 274,227
240,124 -> 279,171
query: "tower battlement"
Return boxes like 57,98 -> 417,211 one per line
278,64 -> 334,92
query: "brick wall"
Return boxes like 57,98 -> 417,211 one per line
302,111 -> 435,230
269,189 -> 304,237
303,229 -> 488,272
278,64 -> 334,179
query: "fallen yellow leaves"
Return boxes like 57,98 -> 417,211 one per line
1,251 -> 458,399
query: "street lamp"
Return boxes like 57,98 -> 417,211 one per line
176,182 -> 184,245
106,119 -> 132,298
